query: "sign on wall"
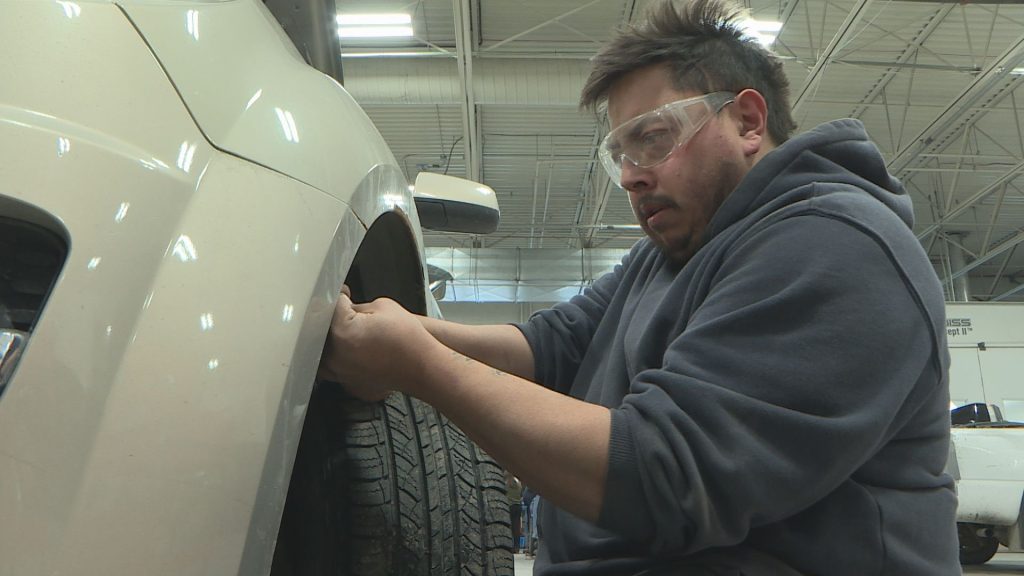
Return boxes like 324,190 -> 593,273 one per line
945,303 -> 1024,421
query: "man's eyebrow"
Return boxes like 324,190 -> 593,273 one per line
624,117 -> 652,138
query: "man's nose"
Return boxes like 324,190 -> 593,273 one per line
619,158 -> 654,192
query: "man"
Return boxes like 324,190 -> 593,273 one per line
522,484 -> 540,557
318,0 -> 960,573
506,472 -> 524,551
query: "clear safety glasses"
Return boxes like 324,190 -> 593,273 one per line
599,91 -> 736,186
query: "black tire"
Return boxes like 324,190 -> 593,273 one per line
412,399 -> 514,576
957,523 -> 1000,566
271,382 -> 513,576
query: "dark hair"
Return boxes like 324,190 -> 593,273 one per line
580,0 -> 797,144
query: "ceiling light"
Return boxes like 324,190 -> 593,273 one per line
337,12 -> 413,38
337,13 -> 411,26
340,51 -> 438,58
1011,67 -> 1024,76
742,18 -> 782,48
746,19 -> 782,33
338,26 -> 414,38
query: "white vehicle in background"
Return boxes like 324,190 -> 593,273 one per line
945,304 -> 1024,565
0,1 -> 509,575
949,404 -> 1024,566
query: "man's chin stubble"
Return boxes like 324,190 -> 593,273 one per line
652,234 -> 696,265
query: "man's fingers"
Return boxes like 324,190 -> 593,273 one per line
341,284 -> 352,298
332,293 -> 359,327
337,292 -> 354,310
352,297 -> 394,313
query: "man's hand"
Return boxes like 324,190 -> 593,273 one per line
318,292 -> 438,401
318,290 -> 611,524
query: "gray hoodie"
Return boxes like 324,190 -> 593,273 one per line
517,119 -> 959,575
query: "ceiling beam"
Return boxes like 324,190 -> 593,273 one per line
777,0 -> 801,32
791,0 -> 874,116
915,159 -> 1024,241
581,170 -> 617,248
992,275 -> 1024,302
482,0 -> 606,53
836,59 -> 976,73
941,226 -> 1024,286
849,5 -> 954,119
986,244 -> 1018,297
981,183 -> 1009,251
887,34 -> 1024,177
578,0 -> 637,248
574,129 -> 605,248
453,0 -> 479,181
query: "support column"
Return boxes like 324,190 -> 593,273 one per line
946,233 -> 971,302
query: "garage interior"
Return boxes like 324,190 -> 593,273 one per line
324,0 -> 1024,572
328,0 -> 1024,310
7,0 -> 1024,573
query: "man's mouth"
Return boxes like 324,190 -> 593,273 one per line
639,202 -> 672,227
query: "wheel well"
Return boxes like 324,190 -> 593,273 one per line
270,210 -> 428,574
345,211 -> 426,315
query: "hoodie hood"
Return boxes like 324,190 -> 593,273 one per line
705,119 -> 912,243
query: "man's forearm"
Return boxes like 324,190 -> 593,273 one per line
418,316 -> 535,381
412,339 -> 610,524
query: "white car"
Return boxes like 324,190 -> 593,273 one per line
0,1 -> 510,574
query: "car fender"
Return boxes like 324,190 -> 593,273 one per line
0,2 -> 430,572
118,0 -> 401,210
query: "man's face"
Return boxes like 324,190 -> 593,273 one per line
605,64 -> 752,264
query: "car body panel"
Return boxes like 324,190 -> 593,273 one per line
118,0 -> 406,217
0,1 -> 430,573
952,427 -> 1024,525
951,426 -> 1024,553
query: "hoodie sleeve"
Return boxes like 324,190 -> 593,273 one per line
597,213 -> 943,554
515,246 -> 638,393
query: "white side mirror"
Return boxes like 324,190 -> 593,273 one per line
413,172 -> 499,234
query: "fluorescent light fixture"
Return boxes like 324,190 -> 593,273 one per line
742,18 -> 782,48
337,12 -> 413,38
341,51 -> 439,58
746,19 -> 782,33
1011,67 -> 1024,76
337,13 -> 411,26
339,26 -> 414,38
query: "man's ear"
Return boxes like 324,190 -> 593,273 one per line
733,89 -> 770,156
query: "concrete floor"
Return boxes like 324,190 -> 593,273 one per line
513,552 -> 1024,575
513,553 -> 534,576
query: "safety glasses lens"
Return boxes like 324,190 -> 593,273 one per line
599,92 -> 734,185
